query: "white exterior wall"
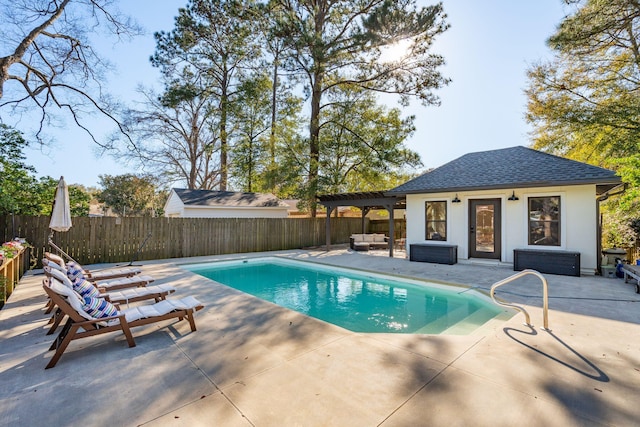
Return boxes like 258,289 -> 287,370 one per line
182,206 -> 289,218
163,191 -> 185,217
405,184 -> 598,275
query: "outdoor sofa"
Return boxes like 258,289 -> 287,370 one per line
349,233 -> 389,251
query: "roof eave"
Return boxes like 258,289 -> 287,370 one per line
387,178 -> 622,196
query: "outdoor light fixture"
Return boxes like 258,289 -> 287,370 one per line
452,194 -> 461,203
508,191 -> 519,201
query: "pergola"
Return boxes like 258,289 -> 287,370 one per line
317,191 -> 406,257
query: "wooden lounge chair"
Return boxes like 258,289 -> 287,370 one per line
42,277 -> 204,369
44,252 -> 143,281
43,266 -> 176,335
42,258 -> 155,291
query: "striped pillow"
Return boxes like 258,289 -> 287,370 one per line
67,262 -> 85,281
73,278 -> 101,299
82,297 -> 118,319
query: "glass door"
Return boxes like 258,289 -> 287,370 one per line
469,199 -> 501,259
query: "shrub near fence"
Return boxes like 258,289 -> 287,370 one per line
0,215 -> 365,267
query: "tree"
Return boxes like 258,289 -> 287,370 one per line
526,0 -> 640,165
115,69 -> 222,190
152,0 -> 260,190
97,174 -> 160,217
230,73 -> 275,192
34,176 -> 92,217
525,0 -> 640,247
0,125 -> 92,215
0,124 -> 38,215
273,0 -> 450,214
317,88 -> 422,194
0,0 -> 142,145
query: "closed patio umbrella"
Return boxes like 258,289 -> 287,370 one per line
48,176 -> 76,262
49,176 -> 72,232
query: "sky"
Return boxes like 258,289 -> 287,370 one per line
21,0 -> 569,189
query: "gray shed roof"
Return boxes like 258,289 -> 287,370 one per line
387,146 -> 621,195
173,189 -> 287,208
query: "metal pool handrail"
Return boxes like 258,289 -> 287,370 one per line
490,269 -> 549,330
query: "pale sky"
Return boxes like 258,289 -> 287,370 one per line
22,0 -> 568,189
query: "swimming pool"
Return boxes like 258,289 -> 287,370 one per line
184,257 -> 511,334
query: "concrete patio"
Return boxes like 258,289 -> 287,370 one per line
1,248 -> 639,426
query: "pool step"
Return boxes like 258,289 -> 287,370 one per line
440,309 -> 499,335
412,304 -> 474,334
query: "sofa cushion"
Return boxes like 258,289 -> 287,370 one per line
373,234 -> 386,242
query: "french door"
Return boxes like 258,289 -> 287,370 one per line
469,199 -> 501,259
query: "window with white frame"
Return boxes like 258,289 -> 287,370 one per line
425,201 -> 447,241
528,196 -> 560,246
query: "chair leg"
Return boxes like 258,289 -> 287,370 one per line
187,310 -> 197,332
49,319 -> 73,351
46,324 -> 81,369
46,308 -> 65,335
119,321 -> 136,348
44,299 -> 55,314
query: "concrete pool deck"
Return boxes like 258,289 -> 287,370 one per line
1,248 -> 639,426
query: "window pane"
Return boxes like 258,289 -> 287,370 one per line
529,197 -> 559,221
528,196 -> 560,246
426,201 -> 446,221
426,221 -> 446,240
425,201 -> 447,241
529,221 -> 559,245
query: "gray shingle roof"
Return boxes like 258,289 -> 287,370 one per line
388,146 -> 621,195
173,189 -> 287,208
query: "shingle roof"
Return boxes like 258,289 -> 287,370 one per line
173,189 -> 287,208
387,146 -> 621,195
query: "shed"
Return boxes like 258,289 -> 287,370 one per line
164,189 -> 289,218
386,146 -> 623,275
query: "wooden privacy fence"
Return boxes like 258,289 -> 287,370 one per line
0,215 -> 365,267
368,219 -> 407,238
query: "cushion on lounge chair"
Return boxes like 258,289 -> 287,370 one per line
87,267 -> 143,281
43,258 -> 67,274
46,278 -> 94,321
82,297 -> 119,318
106,284 -> 176,303
45,252 -> 66,268
73,278 -> 101,299
95,275 -> 154,290
66,262 -> 85,281
45,265 -> 74,287
116,296 -> 203,324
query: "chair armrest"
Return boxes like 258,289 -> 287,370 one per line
75,313 -> 127,327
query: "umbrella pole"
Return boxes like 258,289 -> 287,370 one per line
47,232 -> 78,264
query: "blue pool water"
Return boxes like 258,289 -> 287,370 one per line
184,257 -> 509,334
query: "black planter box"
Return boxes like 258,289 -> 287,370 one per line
410,244 -> 457,265
514,249 -> 581,277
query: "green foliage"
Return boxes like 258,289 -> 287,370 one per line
98,174 -> 165,217
0,125 -> 38,215
525,0 -> 640,247
151,0 -> 261,190
317,88 -> 422,194
272,0 -> 449,212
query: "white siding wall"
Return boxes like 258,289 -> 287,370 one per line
163,191 -> 185,217
182,206 -> 289,218
406,184 -> 598,275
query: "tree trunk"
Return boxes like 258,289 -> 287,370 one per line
309,72 -> 322,217
220,62 -> 229,191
